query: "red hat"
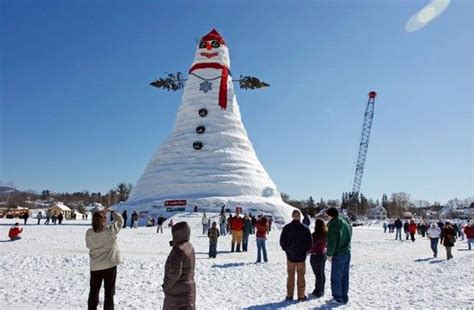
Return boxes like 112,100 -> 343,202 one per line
201,29 -> 226,45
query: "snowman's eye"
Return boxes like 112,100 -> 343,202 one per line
199,41 -> 206,48
211,40 -> 220,48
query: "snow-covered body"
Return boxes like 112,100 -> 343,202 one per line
116,30 -> 294,222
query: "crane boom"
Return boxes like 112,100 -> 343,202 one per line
351,91 -> 377,194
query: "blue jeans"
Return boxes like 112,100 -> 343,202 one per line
331,253 -> 350,303
202,224 -> 207,234
243,233 -> 250,251
220,223 -> 226,236
256,238 -> 267,262
430,238 -> 439,256
467,238 -> 473,250
395,228 -> 402,240
209,239 -> 217,258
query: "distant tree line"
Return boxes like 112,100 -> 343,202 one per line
1,182 -> 133,209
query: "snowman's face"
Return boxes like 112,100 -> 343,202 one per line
193,39 -> 230,67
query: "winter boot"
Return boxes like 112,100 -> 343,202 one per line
236,243 -> 241,252
231,243 -> 235,253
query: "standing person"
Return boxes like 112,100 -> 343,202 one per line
394,218 -> 402,240
207,218 -> 211,234
408,220 -> 417,242
37,211 -> 43,225
85,209 -> 123,310
157,215 -> 165,233
463,222 -> 474,250
121,211 -> 128,228
419,222 -> 427,238
168,219 -> 174,228
219,213 -> 227,236
201,213 -> 208,234
279,210 -> 312,302
130,211 -> 138,228
45,209 -> 51,225
303,213 -> 311,228
242,214 -> 252,252
383,221 -> 388,233
426,223 -> 441,258
309,218 -> 327,298
230,214 -> 244,252
227,214 -> 233,235
403,221 -> 410,240
326,207 -> 352,305
58,212 -> 64,225
8,223 -> 23,241
440,222 -> 456,260
255,217 -> 268,263
52,211 -> 58,225
162,222 -> 196,310
23,212 -> 29,225
208,221 -> 219,258
251,215 -> 257,234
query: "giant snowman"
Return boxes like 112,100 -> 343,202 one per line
115,29 -> 295,224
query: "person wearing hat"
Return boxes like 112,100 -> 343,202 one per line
163,221 -> 196,309
8,223 -> 23,241
326,207 -> 352,305
86,208 -> 123,310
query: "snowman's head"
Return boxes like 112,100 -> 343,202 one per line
192,29 -> 230,68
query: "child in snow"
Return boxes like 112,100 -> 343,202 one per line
208,221 -> 220,258
8,223 -> 23,241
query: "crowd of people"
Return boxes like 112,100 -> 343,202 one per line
384,218 -> 474,259
84,207 -> 352,309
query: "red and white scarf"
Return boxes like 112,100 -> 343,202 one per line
189,62 -> 230,110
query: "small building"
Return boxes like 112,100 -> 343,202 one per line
49,202 -> 72,219
368,206 -> 387,220
402,211 -> 413,219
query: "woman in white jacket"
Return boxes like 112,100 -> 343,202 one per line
86,209 -> 123,310
426,223 -> 441,258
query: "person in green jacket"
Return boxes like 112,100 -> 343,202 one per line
326,207 -> 352,305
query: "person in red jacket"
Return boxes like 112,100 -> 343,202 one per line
463,222 -> 474,250
408,220 -> 417,242
8,223 -> 23,241
255,217 -> 268,263
230,214 -> 244,252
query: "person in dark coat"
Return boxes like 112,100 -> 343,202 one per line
162,221 -> 196,310
57,212 -> 64,225
440,222 -> 456,260
130,211 -> 138,228
403,221 -> 409,240
242,214 -> 253,252
394,218 -> 403,240
122,210 -> 128,228
302,213 -> 310,228
279,210 -> 312,302
157,215 -> 166,233
23,212 -> 29,225
208,221 -> 219,258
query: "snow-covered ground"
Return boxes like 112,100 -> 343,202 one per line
1,213 -> 473,309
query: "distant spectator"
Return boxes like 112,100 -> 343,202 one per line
45,209 -> 51,225
440,222 -> 456,260
208,221 -> 219,258
52,211 -> 58,225
256,217 -> 268,263
403,221 -> 409,240
57,212 -> 64,225
122,210 -> 128,228
9,223 -> 23,241
23,212 -> 29,225
130,211 -> 138,228
383,221 -> 388,233
394,219 -> 403,240
219,214 -> 227,236
230,214 -> 244,252
37,211 -> 43,225
242,214 -> 252,252
463,222 -> 474,250
168,219 -> 174,228
408,220 -> 417,242
201,213 -> 208,234
427,223 -> 441,257
157,215 -> 166,233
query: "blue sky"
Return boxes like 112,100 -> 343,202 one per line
1,0 -> 472,203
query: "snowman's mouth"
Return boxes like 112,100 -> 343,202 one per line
200,52 -> 218,59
